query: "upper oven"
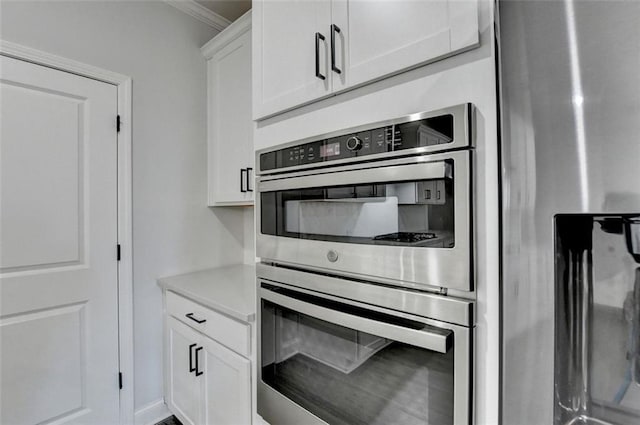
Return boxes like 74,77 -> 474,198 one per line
256,104 -> 474,293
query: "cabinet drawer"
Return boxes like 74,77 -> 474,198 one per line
166,291 -> 250,357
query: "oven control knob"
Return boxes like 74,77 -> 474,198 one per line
327,250 -> 339,262
346,136 -> 363,151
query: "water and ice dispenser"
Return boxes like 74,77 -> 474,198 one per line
555,215 -> 640,424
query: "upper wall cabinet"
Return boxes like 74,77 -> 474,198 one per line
203,12 -> 254,206
253,0 -> 479,120
252,1 -> 332,120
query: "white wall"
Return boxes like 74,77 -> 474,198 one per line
243,207 -> 256,265
0,0 -> 247,413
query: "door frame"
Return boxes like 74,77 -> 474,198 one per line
0,40 -> 135,424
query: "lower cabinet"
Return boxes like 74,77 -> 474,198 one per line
167,318 -> 201,425
200,334 -> 251,425
166,313 -> 251,425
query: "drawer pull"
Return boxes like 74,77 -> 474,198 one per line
186,313 -> 207,324
189,343 -> 197,372
195,346 -> 203,376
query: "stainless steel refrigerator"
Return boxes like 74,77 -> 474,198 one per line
498,0 -> 640,424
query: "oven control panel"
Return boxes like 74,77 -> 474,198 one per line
258,103 -> 471,173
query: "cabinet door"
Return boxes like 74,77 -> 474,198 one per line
208,30 -> 254,206
253,0 -> 332,119
331,0 -> 479,91
167,318 -> 201,425
200,335 -> 251,425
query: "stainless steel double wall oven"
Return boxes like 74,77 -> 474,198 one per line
256,104 -> 476,425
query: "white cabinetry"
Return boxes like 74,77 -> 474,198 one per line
252,1 -> 331,118
164,292 -> 252,425
167,318 -> 202,425
203,12 -> 254,206
200,335 -> 251,425
253,0 -> 479,119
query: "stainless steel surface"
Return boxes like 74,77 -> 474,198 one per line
256,103 -> 473,176
258,383 -> 328,425
256,263 -> 474,326
499,0 -> 640,423
256,270 -> 473,425
256,150 -> 473,292
258,148 -> 454,182
258,158 -> 448,192
261,286 -> 452,353
260,260 -> 476,298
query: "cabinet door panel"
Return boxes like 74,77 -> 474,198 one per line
332,0 -> 479,91
200,335 -> 252,425
167,318 -> 201,425
253,0 -> 332,119
208,30 -> 253,206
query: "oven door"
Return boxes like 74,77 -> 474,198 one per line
257,149 -> 472,292
257,279 -> 473,425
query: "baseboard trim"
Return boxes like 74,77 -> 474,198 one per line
134,399 -> 171,425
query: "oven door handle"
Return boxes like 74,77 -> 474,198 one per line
258,160 -> 450,192
260,287 -> 452,354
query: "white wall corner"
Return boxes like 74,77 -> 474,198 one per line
164,0 -> 231,32
134,399 -> 171,425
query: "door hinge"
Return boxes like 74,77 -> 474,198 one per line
117,244 -> 121,261
116,115 -> 121,133
119,372 -> 123,390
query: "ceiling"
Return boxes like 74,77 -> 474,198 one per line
195,0 -> 252,22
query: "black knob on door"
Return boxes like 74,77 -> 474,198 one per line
346,136 -> 363,151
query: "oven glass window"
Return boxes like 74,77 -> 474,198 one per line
261,299 -> 455,425
260,177 -> 454,248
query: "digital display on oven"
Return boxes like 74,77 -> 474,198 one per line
320,142 -> 341,158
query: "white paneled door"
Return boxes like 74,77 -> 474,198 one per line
0,56 -> 120,424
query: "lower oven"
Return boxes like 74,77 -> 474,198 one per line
256,264 -> 474,425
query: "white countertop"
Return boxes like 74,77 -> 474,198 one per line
158,264 -> 256,323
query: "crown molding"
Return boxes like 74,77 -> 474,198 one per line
164,0 -> 231,32
201,10 -> 251,59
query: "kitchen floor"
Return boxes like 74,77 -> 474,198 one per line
155,416 -> 182,425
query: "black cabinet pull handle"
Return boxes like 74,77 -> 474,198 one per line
189,343 -> 196,373
195,346 -> 203,376
240,168 -> 247,193
246,167 -> 253,192
315,32 -> 326,81
331,24 -> 342,74
185,312 -> 206,324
